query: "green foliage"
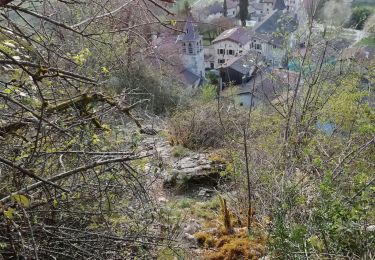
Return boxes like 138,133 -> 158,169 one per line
207,71 -> 219,86
115,65 -> 186,115
221,151 -> 241,177
171,145 -> 190,158
239,0 -> 249,26
348,6 -> 373,29
11,194 -> 30,208
183,0 -> 190,16
357,36 -> 375,47
200,84 -> 217,102
72,48 -> 92,66
3,207 -> 15,219
223,0 -> 228,17
157,247 -> 186,260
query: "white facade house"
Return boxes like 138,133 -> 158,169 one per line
207,2 -> 297,69
285,0 -> 301,12
210,27 -> 252,68
227,0 -> 239,18
251,9 -> 297,66
248,0 -> 287,25
259,0 -> 274,16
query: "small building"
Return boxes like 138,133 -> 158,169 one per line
227,0 -> 240,18
257,0 -> 285,15
248,2 -> 265,22
179,69 -> 202,88
248,0 -> 287,25
238,68 -> 300,107
201,1 -> 224,21
285,0 -> 302,13
219,52 -> 261,85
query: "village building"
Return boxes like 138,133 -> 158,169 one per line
219,51 -> 262,85
247,0 -> 286,22
203,2 -> 224,21
284,0 -> 302,13
176,17 -> 206,87
210,27 -> 252,68
248,2 -> 265,23
251,9 -> 297,66
149,17 -> 205,88
258,0 -> 286,16
237,68 -> 300,107
227,0 -> 240,18
208,8 -> 297,69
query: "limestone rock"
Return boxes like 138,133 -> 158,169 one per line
162,153 -> 226,190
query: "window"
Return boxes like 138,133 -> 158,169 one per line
182,43 -> 186,53
233,11 -> 235,14
218,59 -> 225,64
227,50 -> 234,55
188,43 -> 193,54
218,49 -> 224,54
255,44 -> 261,50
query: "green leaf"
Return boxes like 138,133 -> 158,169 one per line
3,88 -> 13,94
4,207 -> 15,219
92,134 -> 100,144
168,20 -> 177,26
11,194 -> 30,208
101,67 -> 110,74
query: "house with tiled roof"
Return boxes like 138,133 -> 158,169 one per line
210,27 -> 253,68
237,67 -> 301,107
250,9 -> 297,66
209,8 -> 297,68
247,0 -> 288,26
219,51 -> 262,85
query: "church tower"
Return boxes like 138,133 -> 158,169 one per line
177,17 -> 205,80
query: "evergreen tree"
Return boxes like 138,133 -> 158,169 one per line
223,0 -> 228,17
239,0 -> 249,26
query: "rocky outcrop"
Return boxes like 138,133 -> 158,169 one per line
163,154 -> 226,191
139,135 -> 226,193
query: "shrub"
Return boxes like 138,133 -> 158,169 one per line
195,232 -> 216,248
169,100 -> 247,150
114,65 -> 187,115
348,6 -> 373,29
171,145 -> 190,158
